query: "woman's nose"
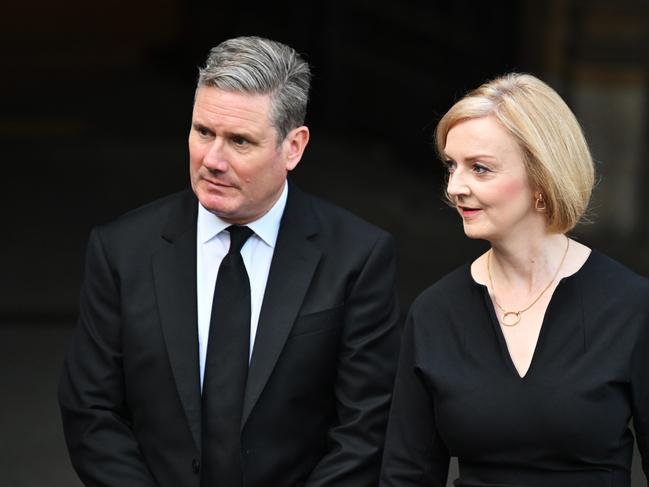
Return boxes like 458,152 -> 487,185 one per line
446,169 -> 470,197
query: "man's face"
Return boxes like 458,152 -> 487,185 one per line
189,86 -> 308,224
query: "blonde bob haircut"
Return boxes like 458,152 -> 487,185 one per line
436,73 -> 595,234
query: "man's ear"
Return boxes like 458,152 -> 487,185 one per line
283,126 -> 310,171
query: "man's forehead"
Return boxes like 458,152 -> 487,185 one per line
195,86 -> 272,108
193,86 -> 274,129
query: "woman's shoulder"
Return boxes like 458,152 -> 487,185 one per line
585,249 -> 649,285
410,262 -> 477,315
580,249 -> 649,305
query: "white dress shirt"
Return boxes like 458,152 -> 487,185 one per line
196,183 -> 287,388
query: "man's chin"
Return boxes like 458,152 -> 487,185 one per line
197,195 -> 238,219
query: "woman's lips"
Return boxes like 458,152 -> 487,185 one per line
458,206 -> 482,217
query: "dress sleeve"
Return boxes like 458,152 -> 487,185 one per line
631,305 -> 649,480
380,309 -> 450,486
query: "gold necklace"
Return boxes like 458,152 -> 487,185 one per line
487,237 -> 570,327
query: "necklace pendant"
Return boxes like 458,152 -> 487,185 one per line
502,311 -> 521,327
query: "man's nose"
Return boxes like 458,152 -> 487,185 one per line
203,139 -> 229,172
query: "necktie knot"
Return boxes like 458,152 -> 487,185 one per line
227,225 -> 253,254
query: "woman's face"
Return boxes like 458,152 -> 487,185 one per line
443,116 -> 540,242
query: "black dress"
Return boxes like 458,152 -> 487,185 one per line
380,250 -> 649,487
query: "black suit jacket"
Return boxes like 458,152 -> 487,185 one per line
59,184 -> 400,487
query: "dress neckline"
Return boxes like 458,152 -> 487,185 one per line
468,249 -> 596,380
469,247 -> 595,289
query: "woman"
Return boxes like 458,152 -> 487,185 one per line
380,73 -> 649,486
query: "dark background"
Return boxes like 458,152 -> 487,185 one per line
1,1 -> 648,485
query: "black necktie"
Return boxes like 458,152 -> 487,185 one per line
201,225 -> 254,487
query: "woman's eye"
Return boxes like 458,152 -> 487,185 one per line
473,164 -> 489,174
444,160 -> 456,173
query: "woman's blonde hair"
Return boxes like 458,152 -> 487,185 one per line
436,73 -> 594,233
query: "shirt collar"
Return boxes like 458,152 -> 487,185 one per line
197,181 -> 288,249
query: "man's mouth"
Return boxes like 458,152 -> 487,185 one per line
203,177 -> 234,189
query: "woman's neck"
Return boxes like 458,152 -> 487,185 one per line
489,232 -> 568,293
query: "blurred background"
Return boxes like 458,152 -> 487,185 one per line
1,0 -> 648,485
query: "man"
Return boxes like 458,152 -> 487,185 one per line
59,36 -> 399,487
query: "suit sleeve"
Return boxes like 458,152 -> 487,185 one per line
631,307 -> 649,480
380,310 -> 450,487
58,228 -> 158,487
304,232 -> 400,487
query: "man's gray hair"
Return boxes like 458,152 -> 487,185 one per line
197,36 -> 311,142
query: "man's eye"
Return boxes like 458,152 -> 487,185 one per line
197,126 -> 211,137
232,136 -> 249,146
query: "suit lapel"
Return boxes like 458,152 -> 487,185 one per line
152,190 -> 202,450
242,186 -> 321,427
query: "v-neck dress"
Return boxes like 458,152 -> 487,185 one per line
380,251 -> 649,487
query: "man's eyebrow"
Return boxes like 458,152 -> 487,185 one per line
223,129 -> 260,141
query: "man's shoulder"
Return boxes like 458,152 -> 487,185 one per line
91,189 -> 195,253
98,189 -> 194,234
292,186 -> 391,243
